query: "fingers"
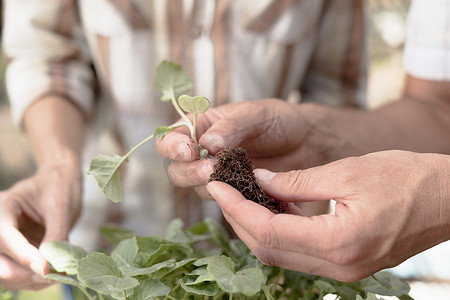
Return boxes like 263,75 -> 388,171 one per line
206,181 -> 353,265
0,192 -> 50,282
0,254 -> 53,290
0,222 -> 49,277
167,158 -> 215,186
254,164 -> 346,202
193,185 -> 214,200
207,181 -> 372,281
156,130 -> 199,161
157,102 -> 272,162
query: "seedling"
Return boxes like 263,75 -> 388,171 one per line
25,60 -> 413,300
35,218 -> 412,300
87,60 -> 210,203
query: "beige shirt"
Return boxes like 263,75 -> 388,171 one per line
3,0 -> 367,241
404,0 -> 450,81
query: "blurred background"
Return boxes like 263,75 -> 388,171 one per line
0,0 -> 449,299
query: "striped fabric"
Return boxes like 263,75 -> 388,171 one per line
3,0 -> 367,243
404,0 -> 450,81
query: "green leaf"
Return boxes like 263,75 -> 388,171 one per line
44,273 -> 83,288
154,126 -> 175,139
40,241 -> 88,275
129,278 -> 170,300
178,95 -> 210,115
314,279 -> 336,294
360,272 -> 410,297
111,237 -> 139,270
100,224 -> 135,244
179,279 -> 219,296
207,255 -> 265,297
204,218 -> 230,250
137,236 -> 193,266
87,154 -> 127,203
121,260 -> 176,277
187,267 -> 215,284
334,285 -> 358,300
111,289 -> 134,300
356,292 -> 383,300
77,252 -> 139,295
154,60 -> 192,102
152,258 -> 196,280
165,218 -> 191,243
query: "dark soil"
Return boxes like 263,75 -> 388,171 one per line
209,145 -> 288,214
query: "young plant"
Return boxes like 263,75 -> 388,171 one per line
34,218 -> 412,300
87,60 -> 209,203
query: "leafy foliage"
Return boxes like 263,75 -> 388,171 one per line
87,60 -> 210,203
38,218 -> 411,300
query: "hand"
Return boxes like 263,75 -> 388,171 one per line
157,99 -> 326,193
0,164 -> 82,290
206,150 -> 450,282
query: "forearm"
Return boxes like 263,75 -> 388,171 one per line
299,95 -> 450,166
23,96 -> 87,171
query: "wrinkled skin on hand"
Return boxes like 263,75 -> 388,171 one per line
0,165 -> 81,290
207,150 -> 450,282
156,99 -> 352,198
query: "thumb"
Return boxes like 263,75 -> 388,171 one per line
254,166 -> 343,202
199,107 -> 261,154
42,215 -> 70,244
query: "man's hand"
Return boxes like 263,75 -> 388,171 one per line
157,99 -> 330,188
207,150 -> 450,282
0,165 -> 82,290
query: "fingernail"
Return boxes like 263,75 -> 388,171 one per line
32,274 -> 52,284
177,142 -> 191,159
202,134 -> 226,149
30,262 -> 44,276
254,169 -> 276,182
206,182 -> 218,199
200,161 -> 214,178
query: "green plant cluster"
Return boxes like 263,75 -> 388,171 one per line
34,218 -> 412,300
87,60 -> 210,203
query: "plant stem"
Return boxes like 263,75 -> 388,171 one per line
124,122 -> 185,158
229,293 -> 233,300
123,290 -> 127,300
124,134 -> 155,158
79,287 -> 95,300
192,114 -> 198,142
170,97 -> 194,138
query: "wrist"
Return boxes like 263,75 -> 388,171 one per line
37,146 -> 82,173
295,103 -> 369,167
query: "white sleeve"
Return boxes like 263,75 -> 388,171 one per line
403,0 -> 450,81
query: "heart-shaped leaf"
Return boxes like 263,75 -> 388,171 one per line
77,252 -> 139,295
154,61 -> 192,102
207,255 -> 264,297
40,241 -> 88,275
178,95 -> 210,115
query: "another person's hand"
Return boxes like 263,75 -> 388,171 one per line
157,99 -> 350,193
207,150 -> 450,282
0,165 -> 82,290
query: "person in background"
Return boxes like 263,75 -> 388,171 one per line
156,0 -> 450,281
0,0 -> 366,291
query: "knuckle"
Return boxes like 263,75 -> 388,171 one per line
252,228 -> 276,249
328,249 -> 360,266
251,247 -> 277,267
332,269 -> 367,283
283,170 -> 309,194
325,240 -> 365,267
